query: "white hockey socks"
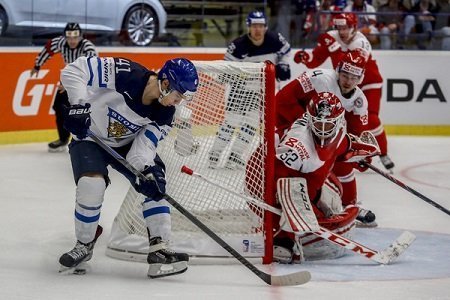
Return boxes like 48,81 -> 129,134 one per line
142,196 -> 171,241
75,176 -> 106,244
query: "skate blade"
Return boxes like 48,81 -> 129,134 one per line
147,261 -> 188,279
58,262 -> 89,275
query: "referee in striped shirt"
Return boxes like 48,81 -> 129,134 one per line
30,23 -> 97,152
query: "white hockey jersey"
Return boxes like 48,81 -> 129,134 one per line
276,68 -> 368,135
305,68 -> 368,118
61,56 -> 175,171
276,116 -> 347,174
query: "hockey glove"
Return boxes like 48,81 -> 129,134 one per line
275,63 -> 291,81
63,103 -> 91,139
293,50 -> 310,64
343,134 -> 380,172
134,164 -> 166,200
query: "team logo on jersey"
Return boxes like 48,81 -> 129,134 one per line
107,107 -> 141,138
354,97 -> 363,108
298,72 -> 313,93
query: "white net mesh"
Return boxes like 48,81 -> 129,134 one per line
106,61 -> 275,263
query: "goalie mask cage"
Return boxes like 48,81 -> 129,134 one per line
106,61 -> 276,264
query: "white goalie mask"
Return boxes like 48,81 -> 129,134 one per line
306,92 -> 346,148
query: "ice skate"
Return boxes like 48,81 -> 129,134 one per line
356,208 -> 377,228
58,225 -> 102,274
147,237 -> 189,278
48,139 -> 69,153
380,155 -> 395,173
273,236 -> 304,264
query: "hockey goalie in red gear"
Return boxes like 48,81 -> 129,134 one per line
293,12 -> 394,173
246,92 -> 380,263
277,49 -> 378,227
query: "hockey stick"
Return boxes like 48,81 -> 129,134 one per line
181,165 -> 416,265
86,129 -> 310,286
356,130 -> 449,217
362,162 -> 450,217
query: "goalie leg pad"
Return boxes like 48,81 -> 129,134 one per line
75,176 -> 106,244
277,177 -> 320,233
316,179 -> 343,218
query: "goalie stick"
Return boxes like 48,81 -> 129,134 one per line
86,129 -> 311,286
181,165 -> 416,265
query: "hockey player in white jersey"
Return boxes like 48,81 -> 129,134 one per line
209,10 -> 291,169
57,56 -> 199,278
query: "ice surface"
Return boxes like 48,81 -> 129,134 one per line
0,136 -> 449,300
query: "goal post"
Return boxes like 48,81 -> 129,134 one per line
106,60 -> 276,264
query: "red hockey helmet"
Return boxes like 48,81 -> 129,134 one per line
307,92 -> 345,148
337,49 -> 368,79
333,13 -> 358,28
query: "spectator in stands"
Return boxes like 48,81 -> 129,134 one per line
440,18 -> 450,49
296,0 -> 320,40
433,0 -> 450,49
400,0 -> 437,49
269,0 -> 294,42
377,0 -> 407,49
318,0 -> 343,33
372,0 -> 389,9
344,0 -> 380,43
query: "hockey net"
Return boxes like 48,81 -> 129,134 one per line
106,61 -> 276,264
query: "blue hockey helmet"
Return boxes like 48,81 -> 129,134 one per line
158,58 -> 199,102
246,11 -> 267,27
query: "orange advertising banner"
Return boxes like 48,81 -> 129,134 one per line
0,50 -> 223,133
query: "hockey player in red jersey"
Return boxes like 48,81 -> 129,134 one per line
276,49 -> 377,226
293,12 -> 395,173
246,92 -> 379,262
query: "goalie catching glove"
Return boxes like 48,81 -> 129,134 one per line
342,132 -> 380,172
134,163 -> 166,200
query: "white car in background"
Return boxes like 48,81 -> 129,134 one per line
0,0 -> 167,46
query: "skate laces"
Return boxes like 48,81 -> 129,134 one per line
157,241 -> 176,255
68,242 -> 90,260
358,208 -> 370,218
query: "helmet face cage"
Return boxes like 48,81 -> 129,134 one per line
307,92 -> 345,147
246,11 -> 267,27
158,58 -> 199,102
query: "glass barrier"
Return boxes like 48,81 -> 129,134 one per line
0,0 -> 449,50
